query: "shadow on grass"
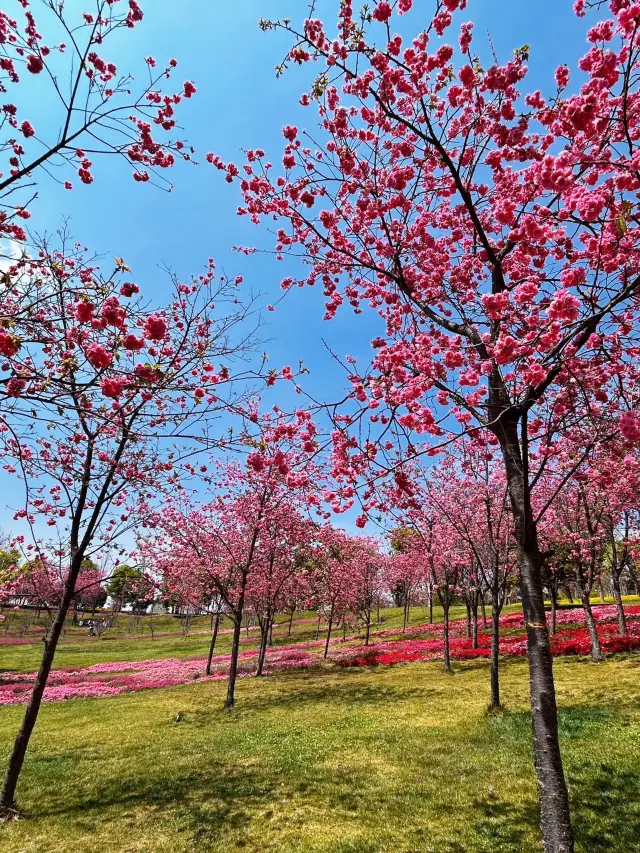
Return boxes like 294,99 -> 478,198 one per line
470,792 -> 539,852
570,764 -> 640,852
480,703 -> 640,851
236,673 -> 440,714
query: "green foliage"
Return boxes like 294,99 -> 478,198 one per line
106,565 -> 153,612
0,548 -> 22,586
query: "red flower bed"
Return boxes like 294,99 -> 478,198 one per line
1,603 -> 638,704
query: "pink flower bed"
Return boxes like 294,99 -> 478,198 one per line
1,604 -> 638,705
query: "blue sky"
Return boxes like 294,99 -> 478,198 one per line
1,0 -> 594,538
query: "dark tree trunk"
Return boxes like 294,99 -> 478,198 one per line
268,617 -> 274,647
490,589 -> 502,710
364,609 -> 371,646
549,587 -> 558,636
288,610 -> 294,636
442,600 -> 452,673
611,570 -> 627,637
323,608 -> 334,659
581,593 -> 604,662
256,611 -> 270,677
402,591 -> 410,632
465,599 -> 472,639
428,587 -> 433,624
1,555 -> 82,813
471,594 -> 479,650
480,592 -> 488,629
205,611 -> 221,676
314,613 -> 321,641
225,586 -> 246,709
498,420 -> 574,853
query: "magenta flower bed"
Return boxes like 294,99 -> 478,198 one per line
1,604 -> 638,705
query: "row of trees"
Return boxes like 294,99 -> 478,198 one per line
212,2 -> 640,849
2,2 -> 640,852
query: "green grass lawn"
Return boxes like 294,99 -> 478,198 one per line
0,653 -> 639,852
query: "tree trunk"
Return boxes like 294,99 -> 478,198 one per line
442,600 -> 452,674
225,589 -> 246,709
549,587 -> 557,637
256,611 -> 270,677
428,587 -> 433,624
471,594 -> 479,649
314,613 -> 321,640
288,610 -> 294,636
364,608 -> 371,646
498,420 -> 574,852
402,591 -> 409,632
480,592 -> 487,629
581,593 -> 604,663
611,570 -> 627,637
205,611 -> 221,676
268,617 -> 274,647
324,609 -> 334,659
225,614 -> 243,708
465,599 -> 472,639
1,555 -> 82,813
489,589 -> 502,710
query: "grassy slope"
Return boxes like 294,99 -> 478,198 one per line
1,604 -> 521,672
0,655 -> 639,853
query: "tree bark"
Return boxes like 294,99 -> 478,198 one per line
256,611 -> 270,676
323,608 -> 334,659
288,610 -> 294,636
364,609 -> 371,646
1,555 -> 82,812
497,420 -> 574,853
465,599 -> 472,639
549,587 -> 557,637
442,599 -> 452,674
224,589 -> 246,709
611,569 -> 628,637
490,589 -> 502,710
480,592 -> 488,629
471,594 -> 479,650
581,593 -> 604,662
205,611 -> 221,676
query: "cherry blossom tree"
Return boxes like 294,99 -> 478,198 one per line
590,444 -> 640,634
143,412 -> 321,706
0,238 -> 258,816
216,3 -> 640,846
388,527 -> 426,631
544,478 -> 608,662
349,537 -> 387,645
423,451 -> 517,707
310,526 -> 363,657
247,507 -> 314,676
